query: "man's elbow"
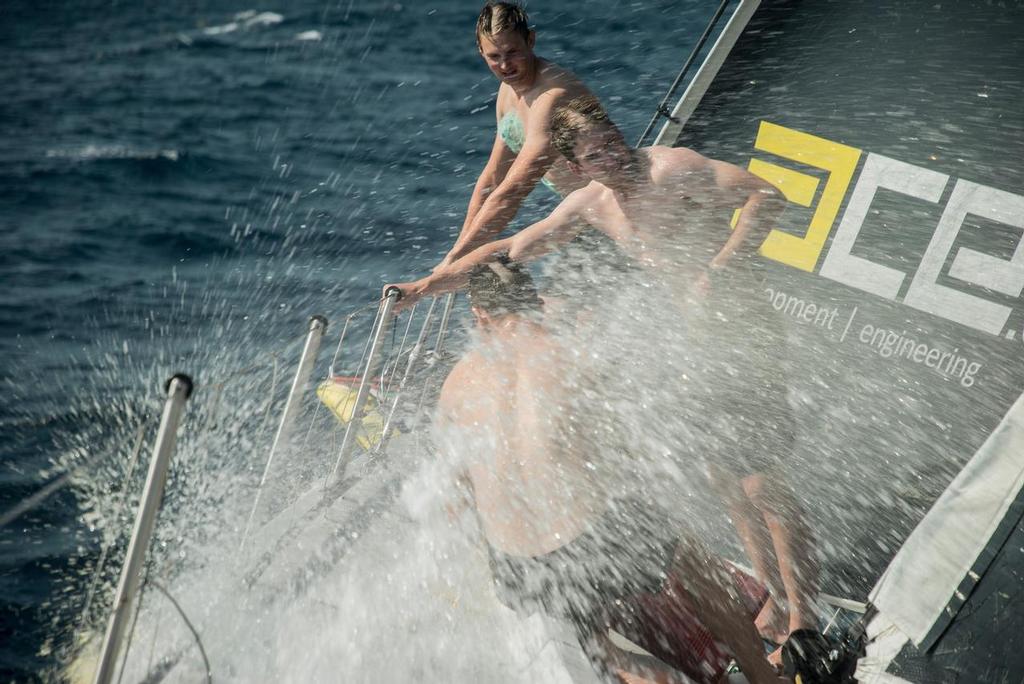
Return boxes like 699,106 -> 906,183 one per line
507,236 -> 528,263
756,183 -> 786,209
488,178 -> 536,210
509,231 -> 548,263
743,185 -> 786,224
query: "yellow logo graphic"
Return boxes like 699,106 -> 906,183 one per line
742,121 -> 1024,338
745,121 -> 862,272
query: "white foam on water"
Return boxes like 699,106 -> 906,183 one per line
239,11 -> 284,27
203,22 -> 239,35
203,10 -> 283,36
295,30 -> 323,42
44,144 -> 180,161
58,273 -> 844,683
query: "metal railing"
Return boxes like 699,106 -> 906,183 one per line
241,315 -> 329,549
0,291 -> 463,683
327,287 -> 402,487
93,374 -> 194,684
14,287 -> 881,683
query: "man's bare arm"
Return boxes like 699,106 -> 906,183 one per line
444,93 -> 565,262
388,189 -> 589,307
505,189 -> 590,261
707,160 -> 786,270
393,238 -> 514,307
438,131 -> 517,271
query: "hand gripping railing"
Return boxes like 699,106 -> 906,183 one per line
93,374 -> 194,684
240,315 -> 328,548
326,287 -> 402,488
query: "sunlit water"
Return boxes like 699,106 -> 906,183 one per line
1,0 -> 730,679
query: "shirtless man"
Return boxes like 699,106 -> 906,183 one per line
434,2 -> 598,270
436,260 -> 786,684
394,95 -> 821,671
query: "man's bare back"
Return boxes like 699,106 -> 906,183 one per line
427,258 -> 792,684
438,313 -> 606,557
508,145 -> 781,291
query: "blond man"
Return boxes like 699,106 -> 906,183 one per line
435,2 -> 602,271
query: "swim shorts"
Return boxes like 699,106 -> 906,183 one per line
487,499 -> 677,634
486,500 -> 770,683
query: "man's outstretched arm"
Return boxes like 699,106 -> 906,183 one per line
396,237 -> 515,306
437,130 -> 517,272
442,93 -> 565,264
707,161 -> 787,270
390,189 -> 589,306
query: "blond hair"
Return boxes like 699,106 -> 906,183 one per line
550,94 -> 612,163
476,2 -> 530,45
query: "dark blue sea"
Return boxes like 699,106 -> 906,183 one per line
0,0 -> 719,679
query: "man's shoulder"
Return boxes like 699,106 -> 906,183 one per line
534,59 -> 585,89
645,145 -> 712,184
648,145 -> 707,169
443,353 -> 482,387
529,62 -> 589,104
439,352 -> 506,424
561,181 -> 611,212
568,180 -> 611,200
438,356 -> 477,410
495,83 -> 514,111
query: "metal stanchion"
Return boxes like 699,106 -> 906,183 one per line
326,287 -> 401,487
92,374 -> 194,684
433,292 -> 457,352
240,315 -> 328,548
379,301 -> 419,401
403,292 -> 459,437
374,297 -> 440,454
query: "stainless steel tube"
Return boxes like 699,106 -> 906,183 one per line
374,296 -> 440,454
652,0 -> 762,146
241,315 -> 328,548
403,292 -> 459,439
327,288 -> 400,486
92,374 -> 194,684
433,292 -> 457,353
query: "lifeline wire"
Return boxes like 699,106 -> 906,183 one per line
0,413 -> 147,532
327,294 -> 387,375
148,580 -> 213,684
260,353 -> 281,437
381,302 -> 420,401
635,0 -> 732,147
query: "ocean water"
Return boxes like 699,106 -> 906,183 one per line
0,0 -> 721,679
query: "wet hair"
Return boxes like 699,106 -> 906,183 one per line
550,94 -> 614,163
467,256 -> 543,316
476,2 -> 531,46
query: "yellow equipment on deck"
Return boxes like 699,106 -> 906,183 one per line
316,376 -> 390,451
